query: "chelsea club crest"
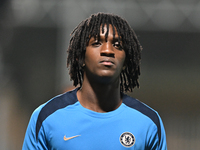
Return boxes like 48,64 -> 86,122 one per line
120,132 -> 135,148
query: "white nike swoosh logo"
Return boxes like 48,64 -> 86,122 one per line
63,135 -> 81,141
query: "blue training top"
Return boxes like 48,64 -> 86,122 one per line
22,88 -> 167,150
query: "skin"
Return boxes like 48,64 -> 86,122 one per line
77,24 -> 126,113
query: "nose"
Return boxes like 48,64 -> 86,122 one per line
100,42 -> 115,57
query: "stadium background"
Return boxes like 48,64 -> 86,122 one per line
0,0 -> 200,149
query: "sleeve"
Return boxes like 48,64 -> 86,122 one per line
147,113 -> 167,150
22,105 -> 48,150
157,114 -> 167,150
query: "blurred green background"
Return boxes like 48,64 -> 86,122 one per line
0,0 -> 200,149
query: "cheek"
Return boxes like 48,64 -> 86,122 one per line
85,50 -> 97,64
119,52 -> 126,67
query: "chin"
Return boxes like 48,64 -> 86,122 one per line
96,74 -> 120,84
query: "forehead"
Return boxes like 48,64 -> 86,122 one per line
100,24 -> 118,35
89,24 -> 120,41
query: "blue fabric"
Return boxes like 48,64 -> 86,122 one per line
22,88 -> 167,150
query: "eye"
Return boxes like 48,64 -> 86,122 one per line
91,40 -> 101,47
113,41 -> 123,50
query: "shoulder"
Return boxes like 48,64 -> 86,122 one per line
37,88 -> 78,116
122,94 -> 162,144
122,94 -> 159,121
34,88 -> 79,140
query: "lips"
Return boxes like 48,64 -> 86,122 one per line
99,59 -> 114,66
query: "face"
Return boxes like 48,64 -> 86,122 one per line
84,24 -> 126,84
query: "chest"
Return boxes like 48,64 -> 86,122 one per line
43,111 -> 150,150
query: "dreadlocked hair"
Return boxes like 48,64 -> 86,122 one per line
67,12 -> 142,93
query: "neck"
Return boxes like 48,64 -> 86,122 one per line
77,76 -> 122,113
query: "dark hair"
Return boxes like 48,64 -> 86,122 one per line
67,12 -> 142,92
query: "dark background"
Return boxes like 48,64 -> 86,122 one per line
0,1 -> 200,149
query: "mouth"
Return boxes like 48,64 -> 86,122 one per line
99,59 -> 114,66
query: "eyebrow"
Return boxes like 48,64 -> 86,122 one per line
97,34 -> 122,41
88,32 -> 122,44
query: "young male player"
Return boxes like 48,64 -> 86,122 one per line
22,12 -> 167,149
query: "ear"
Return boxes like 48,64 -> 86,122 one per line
122,57 -> 127,70
81,59 -> 85,68
76,58 -> 85,69
122,65 -> 126,70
